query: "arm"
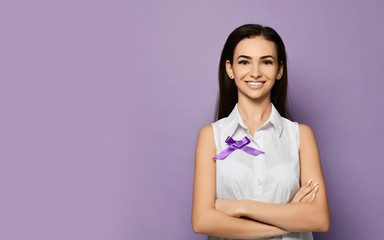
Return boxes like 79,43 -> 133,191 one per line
192,125 -> 289,239
215,124 -> 330,232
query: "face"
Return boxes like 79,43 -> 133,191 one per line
226,37 -> 283,102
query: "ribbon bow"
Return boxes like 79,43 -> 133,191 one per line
213,136 -> 264,160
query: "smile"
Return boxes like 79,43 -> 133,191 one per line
246,81 -> 265,88
248,82 -> 263,86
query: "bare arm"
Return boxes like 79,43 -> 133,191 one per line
215,124 -> 330,232
192,125 -> 289,238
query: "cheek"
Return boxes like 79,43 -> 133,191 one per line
262,70 -> 277,79
234,79 -> 241,88
233,66 -> 248,78
269,79 -> 277,87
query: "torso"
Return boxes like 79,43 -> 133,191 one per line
207,104 -> 313,240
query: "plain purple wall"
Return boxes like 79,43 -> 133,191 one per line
1,0 -> 383,239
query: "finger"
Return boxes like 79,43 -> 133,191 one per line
291,179 -> 313,202
301,185 -> 319,203
297,180 -> 315,199
294,181 -> 318,203
311,185 -> 320,202
306,179 -> 313,187
291,179 -> 312,202
291,187 -> 305,203
309,191 -> 317,202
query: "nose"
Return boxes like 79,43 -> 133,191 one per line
250,64 -> 260,78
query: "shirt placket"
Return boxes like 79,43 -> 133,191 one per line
252,130 -> 264,200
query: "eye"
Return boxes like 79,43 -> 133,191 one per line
238,60 -> 249,65
262,60 -> 273,65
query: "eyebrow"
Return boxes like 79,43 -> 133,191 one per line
237,55 -> 276,60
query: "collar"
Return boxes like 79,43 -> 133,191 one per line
225,103 -> 283,138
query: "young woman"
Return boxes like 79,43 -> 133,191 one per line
192,24 -> 330,239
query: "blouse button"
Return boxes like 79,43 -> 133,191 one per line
257,179 -> 262,185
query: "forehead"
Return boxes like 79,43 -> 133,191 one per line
234,37 -> 277,58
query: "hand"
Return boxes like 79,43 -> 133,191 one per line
215,199 -> 243,217
290,179 -> 319,203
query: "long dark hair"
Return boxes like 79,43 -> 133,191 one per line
215,24 -> 290,120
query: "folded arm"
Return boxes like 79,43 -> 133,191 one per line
215,124 -> 330,232
192,125 -> 288,239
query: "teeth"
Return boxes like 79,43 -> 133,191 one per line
248,82 -> 263,86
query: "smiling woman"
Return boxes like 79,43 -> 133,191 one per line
192,24 -> 329,240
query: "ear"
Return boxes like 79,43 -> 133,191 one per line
276,61 -> 284,80
225,60 -> 234,79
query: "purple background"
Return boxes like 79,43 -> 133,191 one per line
1,0 -> 383,239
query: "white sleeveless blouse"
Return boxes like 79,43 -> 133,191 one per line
208,104 -> 313,240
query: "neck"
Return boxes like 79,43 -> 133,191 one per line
237,95 -> 272,131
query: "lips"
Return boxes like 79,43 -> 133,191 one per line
246,81 -> 266,88
247,81 -> 264,86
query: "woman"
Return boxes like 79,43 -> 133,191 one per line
192,24 -> 330,239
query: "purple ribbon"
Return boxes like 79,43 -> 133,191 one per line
213,136 -> 264,160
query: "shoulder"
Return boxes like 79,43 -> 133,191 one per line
298,124 -> 318,150
195,125 -> 216,162
211,116 -> 231,128
298,124 -> 316,139
208,116 -> 232,140
280,117 -> 300,140
279,115 -> 298,127
196,125 -> 215,149
198,124 -> 214,139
